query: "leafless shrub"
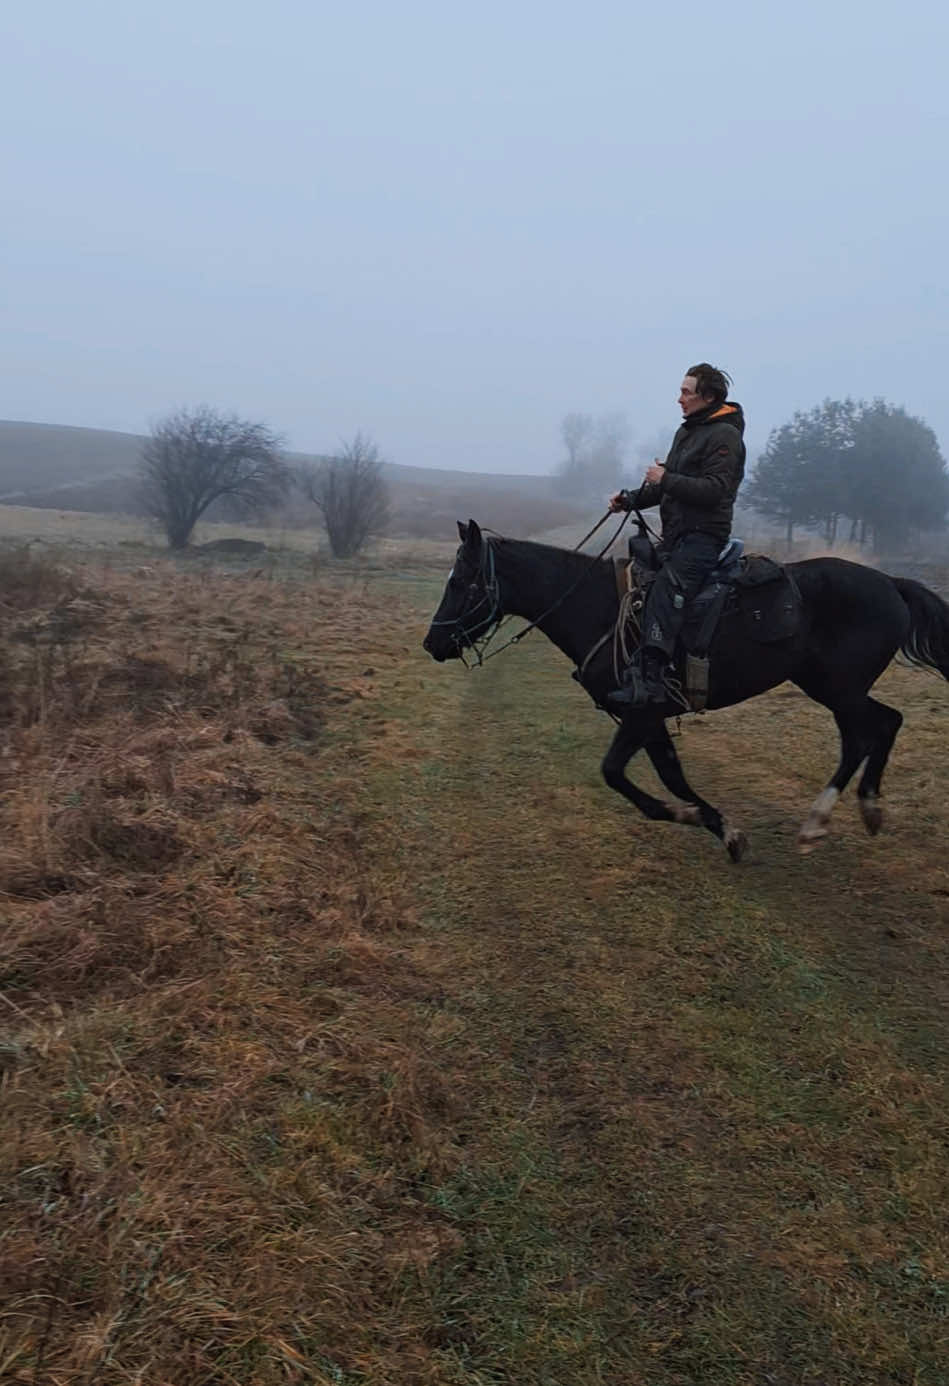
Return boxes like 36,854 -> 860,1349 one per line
299,432 -> 390,558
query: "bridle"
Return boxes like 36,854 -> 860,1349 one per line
427,537 -> 504,664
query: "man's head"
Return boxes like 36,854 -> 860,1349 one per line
679,363 -> 732,417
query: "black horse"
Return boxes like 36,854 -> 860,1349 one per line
422,520 -> 949,859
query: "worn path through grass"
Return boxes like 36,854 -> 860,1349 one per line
363,585 -> 949,1385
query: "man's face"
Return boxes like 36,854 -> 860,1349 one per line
678,375 -> 710,417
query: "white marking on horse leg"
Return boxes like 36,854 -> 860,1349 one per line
672,803 -> 702,825
723,822 -> 748,862
859,792 -> 883,836
798,786 -> 840,852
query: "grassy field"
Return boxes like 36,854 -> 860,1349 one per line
0,536 -> 947,1384
0,503 -> 459,586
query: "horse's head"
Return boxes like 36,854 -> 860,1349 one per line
423,520 -> 502,662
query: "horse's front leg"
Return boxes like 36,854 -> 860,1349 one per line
644,723 -> 749,862
601,715 -> 696,826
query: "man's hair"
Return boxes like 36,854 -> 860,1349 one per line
686,363 -> 732,404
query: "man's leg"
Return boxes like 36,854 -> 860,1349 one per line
609,533 -> 722,706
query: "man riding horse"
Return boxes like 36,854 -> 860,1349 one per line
607,363 -> 746,707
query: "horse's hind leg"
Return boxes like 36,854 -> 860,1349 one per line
798,700 -> 881,850
856,698 -> 903,835
644,724 -> 748,862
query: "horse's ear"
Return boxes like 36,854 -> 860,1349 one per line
463,519 -> 482,552
457,521 -> 468,542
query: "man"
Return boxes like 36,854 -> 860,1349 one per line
607,363 -> 746,707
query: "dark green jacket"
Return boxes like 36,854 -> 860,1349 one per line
628,400 -> 746,548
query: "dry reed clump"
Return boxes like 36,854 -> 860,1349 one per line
0,543 -> 82,611
0,559 -> 464,1383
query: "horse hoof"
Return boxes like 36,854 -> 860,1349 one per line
725,827 -> 748,863
798,788 -> 838,852
860,796 -> 883,835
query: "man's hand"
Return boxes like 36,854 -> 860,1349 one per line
644,460 -> 665,486
608,490 -> 629,513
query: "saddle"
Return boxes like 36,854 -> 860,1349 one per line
617,535 -> 801,710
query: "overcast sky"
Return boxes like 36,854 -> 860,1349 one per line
2,1 -> 947,475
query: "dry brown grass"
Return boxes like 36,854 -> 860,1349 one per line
0,554 -> 464,1384
2,549 -> 948,1384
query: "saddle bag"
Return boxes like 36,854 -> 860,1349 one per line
680,553 -> 801,710
734,557 -> 800,643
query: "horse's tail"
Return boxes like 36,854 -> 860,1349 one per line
891,576 -> 949,679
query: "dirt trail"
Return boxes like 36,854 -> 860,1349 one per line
365,600 -> 949,1383
396,619 -> 948,1061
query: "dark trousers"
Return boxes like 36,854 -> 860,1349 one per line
642,532 -> 723,659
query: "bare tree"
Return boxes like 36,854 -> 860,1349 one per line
141,406 -> 290,549
589,412 -> 630,485
558,411 -> 629,495
300,432 -> 390,558
561,412 -> 595,475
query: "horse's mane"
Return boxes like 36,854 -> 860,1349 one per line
481,534 -> 617,627
490,535 -> 612,579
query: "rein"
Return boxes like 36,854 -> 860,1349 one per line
474,477 -> 661,664
467,507 -> 633,665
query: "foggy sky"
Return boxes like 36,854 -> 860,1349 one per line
3,1 -> 948,475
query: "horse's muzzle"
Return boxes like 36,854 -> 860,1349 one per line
422,632 -> 459,662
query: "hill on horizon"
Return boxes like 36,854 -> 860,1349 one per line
0,418 -> 584,539
0,420 -> 149,499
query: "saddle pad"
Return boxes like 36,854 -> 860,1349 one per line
734,554 -> 787,589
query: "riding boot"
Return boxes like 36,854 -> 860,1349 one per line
607,648 -> 668,708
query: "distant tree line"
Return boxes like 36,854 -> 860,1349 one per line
746,397 -> 949,550
140,406 -> 390,556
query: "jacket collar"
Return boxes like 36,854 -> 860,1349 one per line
683,400 -> 737,429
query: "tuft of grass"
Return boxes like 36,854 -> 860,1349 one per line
0,543 -> 81,610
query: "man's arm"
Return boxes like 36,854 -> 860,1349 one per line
661,431 -> 744,509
